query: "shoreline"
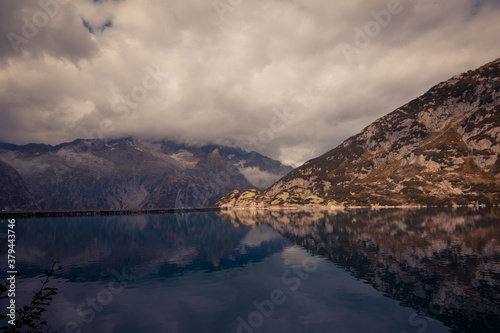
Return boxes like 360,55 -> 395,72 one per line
0,207 -> 225,218
216,203 -> 497,212
1,204 -> 496,218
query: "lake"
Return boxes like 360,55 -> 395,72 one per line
1,207 -> 499,332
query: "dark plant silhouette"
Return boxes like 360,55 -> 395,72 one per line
0,262 -> 61,333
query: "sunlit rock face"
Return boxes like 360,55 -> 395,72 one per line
218,207 -> 500,332
216,58 -> 500,208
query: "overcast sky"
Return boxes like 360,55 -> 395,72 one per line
1,0 -> 499,166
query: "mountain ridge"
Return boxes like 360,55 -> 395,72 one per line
216,57 -> 500,209
0,137 -> 292,210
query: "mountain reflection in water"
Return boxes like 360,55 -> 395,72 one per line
2,208 -> 498,332
219,207 -> 500,332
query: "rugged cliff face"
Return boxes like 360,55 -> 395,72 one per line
0,138 -> 291,210
216,58 -> 500,208
140,148 -> 255,208
0,159 -> 38,211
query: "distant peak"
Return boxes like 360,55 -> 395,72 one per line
204,147 -> 225,167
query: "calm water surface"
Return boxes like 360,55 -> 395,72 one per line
1,207 -> 499,333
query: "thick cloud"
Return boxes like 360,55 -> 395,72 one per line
1,0 -> 499,166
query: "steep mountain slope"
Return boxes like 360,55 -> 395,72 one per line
148,141 -> 293,189
140,148 -> 254,208
200,145 -> 293,188
216,57 -> 500,208
0,138 -> 291,210
0,159 -> 39,211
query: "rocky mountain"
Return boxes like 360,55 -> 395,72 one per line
0,138 -> 291,210
0,159 -> 39,211
140,148 -> 254,208
216,57 -> 500,208
200,145 -> 293,189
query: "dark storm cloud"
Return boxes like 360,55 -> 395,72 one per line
1,0 -> 500,166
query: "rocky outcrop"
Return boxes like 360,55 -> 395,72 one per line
216,57 -> 500,208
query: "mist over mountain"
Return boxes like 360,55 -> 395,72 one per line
0,138 -> 291,211
3,57 -> 500,211
217,57 -> 500,208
